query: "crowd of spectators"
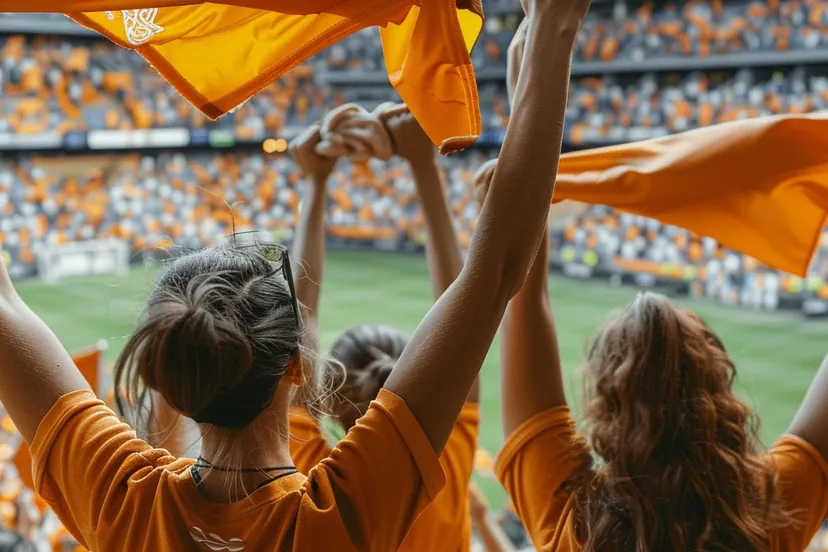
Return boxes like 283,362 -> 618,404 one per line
2,151 -> 827,312
308,0 -> 828,71
1,30 -> 825,145
555,205 -> 816,309
564,67 -> 828,144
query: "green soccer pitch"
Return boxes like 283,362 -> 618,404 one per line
15,249 -> 828,507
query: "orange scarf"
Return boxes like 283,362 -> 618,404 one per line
16,1 -> 483,153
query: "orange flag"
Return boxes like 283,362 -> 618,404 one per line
13,1 -> 483,153
477,114 -> 828,276
554,113 -> 828,276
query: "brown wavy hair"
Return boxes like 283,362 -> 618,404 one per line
567,292 -> 793,551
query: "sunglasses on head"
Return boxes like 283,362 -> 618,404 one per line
230,230 -> 301,327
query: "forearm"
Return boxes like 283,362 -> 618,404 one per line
385,267 -> 510,452
410,157 -> 480,402
789,353 -> 828,460
0,290 -> 89,443
473,512 -> 518,552
411,159 -> 464,299
292,176 -> 328,325
469,11 -> 577,292
501,233 -> 566,436
384,9 -> 582,454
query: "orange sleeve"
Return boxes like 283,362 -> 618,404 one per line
436,403 -> 479,512
306,389 -> 445,552
423,402 -> 479,536
30,390 -> 169,549
769,435 -> 828,550
289,407 -> 332,475
494,406 -> 588,548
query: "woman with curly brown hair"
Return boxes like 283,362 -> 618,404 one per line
494,278 -> 828,551
477,17 -> 828,552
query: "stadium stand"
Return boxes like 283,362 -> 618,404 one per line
2,1 -> 828,549
3,148 -> 828,316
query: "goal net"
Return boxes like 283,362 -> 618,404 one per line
37,239 -> 130,284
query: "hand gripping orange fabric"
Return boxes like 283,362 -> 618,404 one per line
476,114 -> 828,276
14,0 -> 483,153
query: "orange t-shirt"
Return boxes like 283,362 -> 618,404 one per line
495,406 -> 828,552
290,403 -> 480,552
30,389 -> 445,551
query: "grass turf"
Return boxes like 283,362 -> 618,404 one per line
15,249 -> 828,508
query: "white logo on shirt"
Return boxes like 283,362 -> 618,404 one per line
190,527 -> 246,551
111,9 -> 166,45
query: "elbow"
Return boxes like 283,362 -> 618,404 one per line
499,260 -> 531,300
496,240 -> 543,299
465,249 -> 532,304
466,217 -> 547,300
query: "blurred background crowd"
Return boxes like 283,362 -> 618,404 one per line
1,0 -> 828,549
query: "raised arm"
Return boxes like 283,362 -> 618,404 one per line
289,124 -> 339,333
386,110 -> 464,302
499,14 -> 566,436
0,260 -> 90,443
384,110 -> 480,403
788,354 -> 828,461
506,18 -> 528,107
500,231 -> 566,435
384,0 -> 590,453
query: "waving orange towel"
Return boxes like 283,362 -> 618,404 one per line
16,1 -> 483,153
476,114 -> 828,276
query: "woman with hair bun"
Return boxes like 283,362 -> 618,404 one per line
0,0 -> 588,548
288,106 -> 480,552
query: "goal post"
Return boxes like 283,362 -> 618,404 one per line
37,239 -> 130,284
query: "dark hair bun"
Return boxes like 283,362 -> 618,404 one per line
137,288 -> 254,419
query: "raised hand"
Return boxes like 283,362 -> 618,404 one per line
382,106 -> 436,166
289,123 -> 339,185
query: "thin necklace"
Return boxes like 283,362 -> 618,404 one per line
190,457 -> 298,490
194,456 -> 296,473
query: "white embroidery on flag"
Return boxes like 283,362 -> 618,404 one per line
121,9 -> 165,45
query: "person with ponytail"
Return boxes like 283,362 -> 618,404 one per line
0,0 -> 590,548
288,105 -> 480,552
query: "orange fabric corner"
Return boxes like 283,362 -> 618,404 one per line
381,2 -> 483,153
13,442 -> 34,491
554,113 -> 828,276
288,407 -> 331,474
72,347 -> 103,396
11,0 -> 483,151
